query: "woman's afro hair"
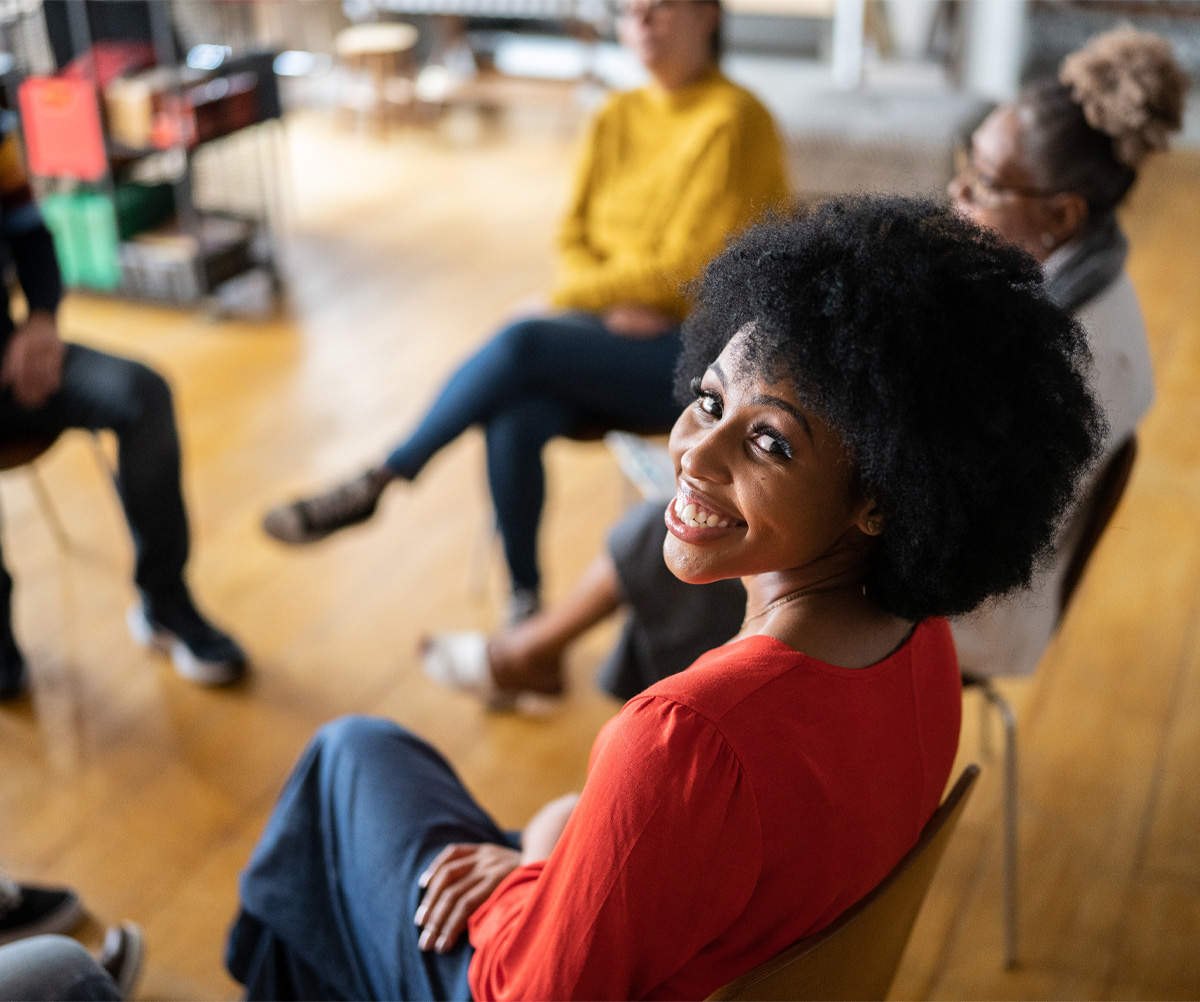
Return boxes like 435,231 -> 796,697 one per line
675,195 -> 1106,622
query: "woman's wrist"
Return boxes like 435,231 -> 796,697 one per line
520,793 -> 580,864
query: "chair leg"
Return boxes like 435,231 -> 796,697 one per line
981,681 -> 1019,969
979,687 -> 994,759
86,431 -> 117,485
27,466 -> 72,554
466,510 -> 498,602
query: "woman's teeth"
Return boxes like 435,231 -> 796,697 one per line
674,496 -> 732,529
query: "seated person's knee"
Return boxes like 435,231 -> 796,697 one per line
128,361 -> 173,418
313,714 -> 408,762
495,317 -> 556,368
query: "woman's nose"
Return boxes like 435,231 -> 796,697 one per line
679,425 -> 732,484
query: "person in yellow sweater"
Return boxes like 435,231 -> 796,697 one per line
263,0 -> 788,618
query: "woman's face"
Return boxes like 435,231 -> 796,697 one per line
663,329 -> 877,585
948,106 -> 1087,260
618,1 -> 718,84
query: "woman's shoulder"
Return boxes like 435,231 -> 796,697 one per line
693,75 -> 780,138
1076,270 -> 1147,348
713,74 -> 776,114
641,618 -> 956,716
590,690 -> 749,795
1075,270 -> 1155,435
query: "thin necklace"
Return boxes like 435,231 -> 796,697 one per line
741,583 -> 858,629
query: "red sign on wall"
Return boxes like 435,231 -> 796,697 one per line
18,77 -> 108,182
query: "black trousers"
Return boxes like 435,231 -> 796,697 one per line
0,343 -> 189,636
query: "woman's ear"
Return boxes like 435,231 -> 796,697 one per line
854,499 -> 885,537
1043,191 -> 1089,248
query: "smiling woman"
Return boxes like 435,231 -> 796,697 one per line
675,197 -> 1104,624
226,196 -> 1104,1002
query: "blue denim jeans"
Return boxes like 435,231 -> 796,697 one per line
384,312 -> 682,592
0,343 -> 189,635
227,716 -> 518,1001
0,936 -> 120,1002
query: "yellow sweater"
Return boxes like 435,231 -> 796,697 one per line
550,70 -> 789,321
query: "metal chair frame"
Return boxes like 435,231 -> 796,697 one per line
962,435 -> 1138,969
0,431 -> 117,556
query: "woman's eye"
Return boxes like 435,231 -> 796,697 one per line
694,386 -> 723,418
751,428 -> 792,459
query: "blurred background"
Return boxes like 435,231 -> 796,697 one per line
2,0 -> 1198,317
0,2 -> 1199,999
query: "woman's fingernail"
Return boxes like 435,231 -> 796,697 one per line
436,935 -> 450,953
414,906 -> 426,925
418,928 -> 432,951
418,870 -> 430,888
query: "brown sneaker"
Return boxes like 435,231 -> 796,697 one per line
262,471 -> 388,544
0,876 -> 84,946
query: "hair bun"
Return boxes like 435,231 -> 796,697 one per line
1059,26 -> 1189,168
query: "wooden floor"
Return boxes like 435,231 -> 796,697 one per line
0,111 -> 1197,1000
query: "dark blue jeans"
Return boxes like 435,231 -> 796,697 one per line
0,344 -> 189,637
0,936 -> 120,1002
384,312 -> 682,592
227,716 -> 518,1001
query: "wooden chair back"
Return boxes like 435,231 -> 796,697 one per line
1058,436 -> 1137,618
706,765 -> 980,1002
0,433 -> 60,472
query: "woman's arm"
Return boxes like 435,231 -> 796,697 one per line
467,697 -> 762,1001
520,792 -> 579,865
413,791 -> 580,952
555,108 -> 606,274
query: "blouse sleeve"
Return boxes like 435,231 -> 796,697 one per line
467,696 -> 762,1001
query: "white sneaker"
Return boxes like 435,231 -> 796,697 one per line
420,631 -> 562,715
127,603 -> 245,686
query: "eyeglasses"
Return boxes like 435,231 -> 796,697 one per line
614,0 -> 672,19
951,148 -> 1060,209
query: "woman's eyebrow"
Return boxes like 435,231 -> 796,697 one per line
709,362 -> 727,385
752,394 -> 814,440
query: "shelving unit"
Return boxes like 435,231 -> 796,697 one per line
6,0 -> 286,309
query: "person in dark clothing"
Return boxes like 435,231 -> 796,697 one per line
0,128 -> 244,699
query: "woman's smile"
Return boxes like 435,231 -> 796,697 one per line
664,483 -> 747,542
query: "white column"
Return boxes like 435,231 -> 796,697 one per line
831,0 -> 866,90
964,0 -> 1029,101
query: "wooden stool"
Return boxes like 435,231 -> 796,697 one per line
336,23 -> 419,134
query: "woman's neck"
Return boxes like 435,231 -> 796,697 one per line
740,533 -> 869,621
739,562 -> 912,670
740,567 -> 864,626
649,59 -> 716,94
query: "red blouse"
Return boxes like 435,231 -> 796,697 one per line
468,618 -> 962,1001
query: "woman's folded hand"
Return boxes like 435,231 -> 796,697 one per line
415,843 -> 522,953
603,304 -> 677,338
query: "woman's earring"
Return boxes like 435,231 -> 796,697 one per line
1040,232 -> 1055,248
866,519 -> 882,534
